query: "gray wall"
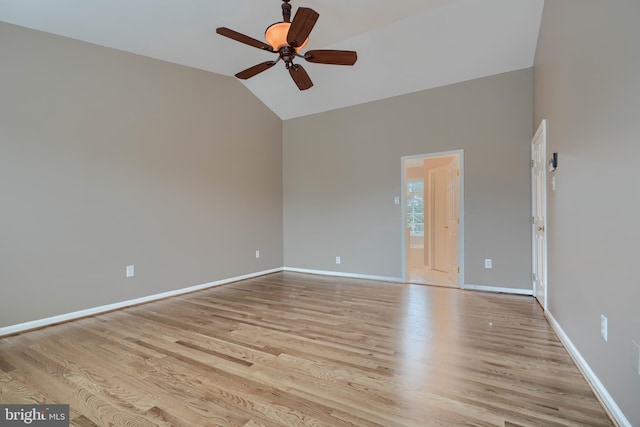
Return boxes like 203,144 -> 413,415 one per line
534,1 -> 640,424
0,23 -> 283,328
283,69 -> 533,289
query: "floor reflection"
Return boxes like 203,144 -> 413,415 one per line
399,284 -> 461,400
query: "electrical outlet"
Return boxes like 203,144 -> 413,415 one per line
336,256 -> 341,265
484,259 -> 492,269
633,340 -> 640,376
601,315 -> 608,342
126,265 -> 135,278
255,250 -> 260,259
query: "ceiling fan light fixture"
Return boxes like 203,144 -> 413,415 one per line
265,22 -> 308,51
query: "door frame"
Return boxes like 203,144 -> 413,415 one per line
401,150 -> 464,287
531,119 -> 548,310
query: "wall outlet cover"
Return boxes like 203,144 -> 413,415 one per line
126,265 -> 135,278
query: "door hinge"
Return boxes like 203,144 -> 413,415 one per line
532,216 -> 535,224
457,218 -> 460,225
531,160 -> 535,168
457,267 -> 460,274
456,169 -> 460,176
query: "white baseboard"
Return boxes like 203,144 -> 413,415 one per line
545,311 -> 631,427
0,268 -> 283,337
463,283 -> 534,296
283,267 -> 403,283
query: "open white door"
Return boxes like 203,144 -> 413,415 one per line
532,120 -> 547,310
431,166 -> 448,272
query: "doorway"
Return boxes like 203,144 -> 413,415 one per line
402,151 -> 463,288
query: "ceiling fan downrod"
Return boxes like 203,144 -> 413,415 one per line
282,0 -> 291,22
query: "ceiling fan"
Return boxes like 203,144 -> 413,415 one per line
216,0 -> 358,91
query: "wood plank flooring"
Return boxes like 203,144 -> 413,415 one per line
0,272 -> 614,426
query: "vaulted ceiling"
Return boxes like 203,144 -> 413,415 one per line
0,0 -> 544,119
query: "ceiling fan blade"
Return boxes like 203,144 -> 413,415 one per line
216,27 -> 274,52
287,7 -> 319,48
305,50 -> 358,66
235,61 -> 277,80
289,64 -> 313,90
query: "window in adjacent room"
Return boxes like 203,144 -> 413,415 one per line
407,180 -> 424,237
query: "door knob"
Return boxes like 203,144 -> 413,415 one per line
537,226 -> 545,232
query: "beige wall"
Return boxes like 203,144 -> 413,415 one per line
534,1 -> 640,424
283,69 -> 533,289
423,156 -> 453,171
0,23 -> 283,328
405,166 -> 423,179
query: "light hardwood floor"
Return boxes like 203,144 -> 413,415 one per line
0,272 -> 613,426
408,267 -> 458,288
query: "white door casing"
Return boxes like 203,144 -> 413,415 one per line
531,120 -> 548,310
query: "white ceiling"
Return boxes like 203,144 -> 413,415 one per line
0,0 -> 544,120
